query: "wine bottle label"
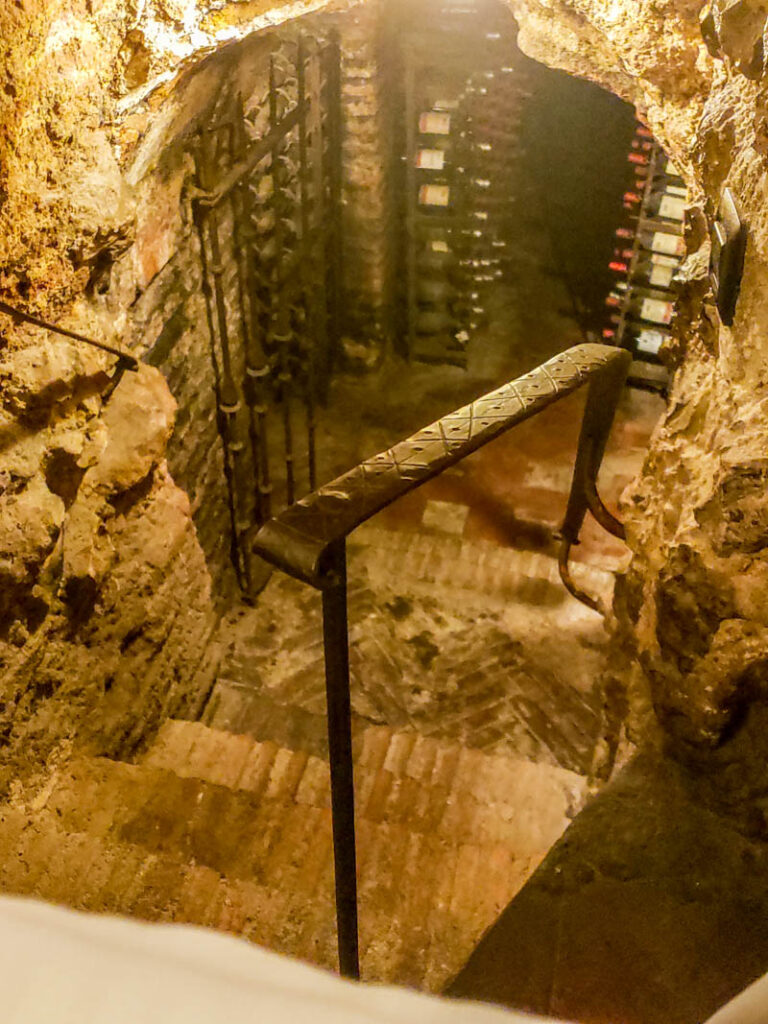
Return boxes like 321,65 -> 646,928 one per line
640,297 -> 675,325
665,158 -> 681,175
417,149 -> 446,170
666,184 -> 687,198
659,195 -> 685,221
651,253 -> 678,268
651,231 -> 685,256
430,239 -> 450,253
636,329 -> 665,355
433,99 -> 460,111
649,264 -> 674,288
419,184 -> 451,207
419,112 -> 451,135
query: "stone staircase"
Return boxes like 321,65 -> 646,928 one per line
211,527 -> 612,776
0,719 -> 588,991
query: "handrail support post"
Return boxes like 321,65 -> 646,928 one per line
321,538 -> 360,980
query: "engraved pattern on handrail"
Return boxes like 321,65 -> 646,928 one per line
252,343 -> 630,586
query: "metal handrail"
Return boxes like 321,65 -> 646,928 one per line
251,342 -> 631,979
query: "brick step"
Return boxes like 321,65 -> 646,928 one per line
201,682 -> 336,758
213,605 -> 603,775
0,797 -> 528,989
221,529 -> 611,692
0,730 -> 584,988
349,524 -> 614,612
218,571 -> 376,684
138,720 -> 587,852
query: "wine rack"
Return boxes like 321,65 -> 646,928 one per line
603,124 -> 687,397
401,0 -> 522,368
191,32 -> 342,592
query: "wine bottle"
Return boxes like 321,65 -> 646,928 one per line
613,288 -> 677,326
418,184 -> 452,208
624,186 -> 687,223
615,251 -> 680,290
419,111 -> 452,136
624,224 -> 686,258
417,247 -> 456,273
417,278 -> 459,303
618,320 -> 670,359
632,252 -> 679,290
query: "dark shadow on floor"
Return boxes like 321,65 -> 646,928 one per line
446,749 -> 768,1024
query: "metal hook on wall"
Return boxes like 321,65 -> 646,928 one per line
0,299 -> 139,372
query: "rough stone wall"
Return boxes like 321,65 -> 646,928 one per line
116,35 -> 277,598
0,0 -> 351,775
506,0 -> 768,762
0,337 -> 219,775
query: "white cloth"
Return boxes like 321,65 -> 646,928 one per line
705,974 -> 768,1024
0,896 -> 561,1024
0,895 -> 762,1023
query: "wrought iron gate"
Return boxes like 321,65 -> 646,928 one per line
191,31 -> 343,593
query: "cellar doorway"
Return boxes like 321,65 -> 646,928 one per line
131,0 -> 664,604
393,0 -> 639,371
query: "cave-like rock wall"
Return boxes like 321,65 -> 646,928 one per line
0,0 -> 352,777
7,0 -> 768,777
507,0 -> 768,756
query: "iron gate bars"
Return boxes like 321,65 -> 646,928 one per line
250,342 -> 631,979
191,31 -> 343,592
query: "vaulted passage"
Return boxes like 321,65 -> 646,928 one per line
2,1 -> 768,1023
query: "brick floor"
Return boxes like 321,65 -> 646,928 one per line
212,531 -> 610,775
0,720 -> 587,991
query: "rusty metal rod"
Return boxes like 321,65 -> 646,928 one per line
324,30 -> 343,373
193,132 -> 249,589
229,105 -> 269,528
193,106 -> 302,209
321,538 -> 360,980
298,34 -> 324,488
558,539 -> 602,615
0,300 -> 139,371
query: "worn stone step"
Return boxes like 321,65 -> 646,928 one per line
349,524 -> 614,611
139,720 -> 587,852
0,741 -> 576,990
